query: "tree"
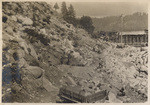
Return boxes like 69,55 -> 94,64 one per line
61,2 -> 78,26
68,4 -> 75,18
80,16 -> 95,34
67,4 -> 77,26
61,2 -> 68,20
53,3 -> 59,11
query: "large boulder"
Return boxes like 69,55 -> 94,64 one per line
18,40 -> 38,59
18,41 -> 29,54
18,58 -> 28,68
28,44 -> 38,59
11,15 -> 17,22
45,66 -> 62,87
42,77 -> 57,92
63,76 -> 77,86
26,66 -> 43,79
3,32 -> 14,41
40,28 -> 47,35
17,15 -> 33,25
108,91 -> 123,103
4,26 -> 14,35
21,76 -> 43,94
17,49 -> 25,59
140,65 -> 148,74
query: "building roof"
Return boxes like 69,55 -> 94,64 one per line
119,31 -> 146,35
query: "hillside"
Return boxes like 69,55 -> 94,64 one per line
2,2 -> 148,103
92,12 -> 148,32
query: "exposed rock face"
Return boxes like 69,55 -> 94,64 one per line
2,2 -> 147,103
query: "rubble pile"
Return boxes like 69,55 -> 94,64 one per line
58,43 -> 148,103
2,2 -> 98,102
2,2 -> 77,102
101,44 -> 148,102
2,2 -> 147,103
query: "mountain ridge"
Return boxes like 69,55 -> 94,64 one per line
92,12 -> 148,32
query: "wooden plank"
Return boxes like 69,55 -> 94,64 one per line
61,95 -> 80,103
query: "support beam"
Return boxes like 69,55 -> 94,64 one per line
131,36 -> 133,45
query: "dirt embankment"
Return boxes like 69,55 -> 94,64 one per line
2,2 -> 148,103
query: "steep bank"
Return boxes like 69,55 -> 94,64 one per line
2,2 -> 148,103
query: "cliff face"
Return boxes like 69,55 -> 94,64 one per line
2,2 -> 148,103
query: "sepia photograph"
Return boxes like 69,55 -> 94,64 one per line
1,0 -> 148,103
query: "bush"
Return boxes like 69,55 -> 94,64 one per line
80,16 -> 95,34
2,16 -> 8,23
23,28 -> 50,45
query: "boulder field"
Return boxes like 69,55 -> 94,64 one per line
2,2 -> 148,103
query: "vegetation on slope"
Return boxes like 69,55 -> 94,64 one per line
92,12 -> 148,32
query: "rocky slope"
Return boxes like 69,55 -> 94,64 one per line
2,2 -> 148,103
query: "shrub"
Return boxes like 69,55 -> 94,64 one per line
23,28 -> 50,45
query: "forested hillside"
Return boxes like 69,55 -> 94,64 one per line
92,12 -> 148,32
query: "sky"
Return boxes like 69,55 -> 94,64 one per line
53,2 -> 148,18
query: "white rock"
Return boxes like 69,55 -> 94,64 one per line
5,26 -> 14,35
63,76 -> 77,86
3,33 -> 14,41
140,65 -> 147,73
108,92 -> 123,103
40,28 -> 47,35
17,15 -> 33,25
23,18 -> 33,25
11,16 -> 17,21
19,41 -> 29,54
26,66 -> 43,79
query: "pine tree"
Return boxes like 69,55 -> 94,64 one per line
53,3 -> 59,11
61,2 -> 68,19
67,4 -> 77,26
68,4 -> 75,18
61,2 -> 77,26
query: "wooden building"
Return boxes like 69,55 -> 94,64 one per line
118,30 -> 148,47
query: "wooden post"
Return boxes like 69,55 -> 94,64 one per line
131,36 -> 133,45
127,35 -> 129,44
128,35 -> 130,45
121,15 -> 124,44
